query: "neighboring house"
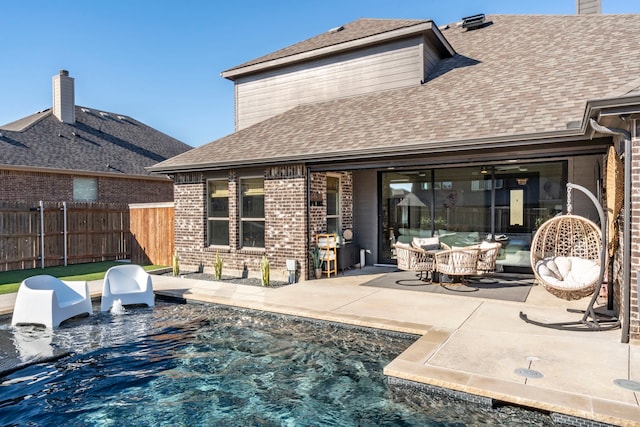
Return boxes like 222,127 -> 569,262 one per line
150,12 -> 640,340
0,70 -> 192,204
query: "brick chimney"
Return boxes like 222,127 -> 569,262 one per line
576,0 -> 601,14
52,70 -> 75,124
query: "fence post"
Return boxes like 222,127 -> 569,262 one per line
63,201 -> 68,266
39,200 -> 44,269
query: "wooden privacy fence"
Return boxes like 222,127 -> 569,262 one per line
129,202 -> 174,267
0,201 -> 130,272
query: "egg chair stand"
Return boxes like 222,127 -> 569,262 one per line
519,183 -> 620,332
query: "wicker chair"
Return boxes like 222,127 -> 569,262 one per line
476,242 -> 502,274
434,246 -> 481,283
530,215 -> 602,300
395,242 -> 434,281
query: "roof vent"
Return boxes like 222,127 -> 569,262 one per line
81,108 -> 91,113
328,25 -> 344,34
99,112 -> 109,117
117,115 -> 126,120
462,13 -> 486,31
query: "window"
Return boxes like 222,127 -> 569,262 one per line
326,176 -> 340,235
73,177 -> 97,202
207,180 -> 229,246
240,177 -> 265,248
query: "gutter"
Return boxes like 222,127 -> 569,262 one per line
147,128 -> 597,175
0,164 -> 171,181
589,118 -> 632,343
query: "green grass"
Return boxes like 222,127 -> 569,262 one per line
0,262 -> 167,295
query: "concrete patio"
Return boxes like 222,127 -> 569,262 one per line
1,267 -> 638,426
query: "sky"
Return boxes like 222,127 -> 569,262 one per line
2,1 -> 638,148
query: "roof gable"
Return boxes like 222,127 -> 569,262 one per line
222,18 -> 453,79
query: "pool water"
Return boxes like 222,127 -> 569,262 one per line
0,302 -> 553,426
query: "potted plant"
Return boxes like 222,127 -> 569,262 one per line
309,246 -> 323,279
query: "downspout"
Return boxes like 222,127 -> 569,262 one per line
306,167 -> 311,280
589,118 -> 632,343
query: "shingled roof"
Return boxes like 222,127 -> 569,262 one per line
1,106 -> 192,176
151,14 -> 640,173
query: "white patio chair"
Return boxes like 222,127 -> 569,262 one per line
101,264 -> 154,312
11,275 -> 93,328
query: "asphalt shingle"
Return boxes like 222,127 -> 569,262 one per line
1,106 -> 192,176
150,14 -> 640,172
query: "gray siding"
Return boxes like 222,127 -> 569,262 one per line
353,169 -> 378,265
235,36 -> 428,130
576,0 -> 601,14
422,36 -> 441,79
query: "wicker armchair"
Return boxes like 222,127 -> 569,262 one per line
395,242 -> 434,281
476,242 -> 502,274
434,246 -> 481,283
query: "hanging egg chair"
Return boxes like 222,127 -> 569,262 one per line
521,182 -> 619,331
530,214 -> 602,300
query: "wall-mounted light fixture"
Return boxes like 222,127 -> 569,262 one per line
480,166 -> 488,175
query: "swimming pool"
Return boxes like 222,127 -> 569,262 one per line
0,302 -> 553,426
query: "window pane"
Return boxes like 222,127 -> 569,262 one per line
326,177 -> 339,216
207,180 -> 229,246
207,220 -> 229,246
73,177 -> 98,202
241,220 -> 265,248
241,178 -> 264,218
327,218 -> 339,236
240,178 -> 265,248
208,180 -> 229,217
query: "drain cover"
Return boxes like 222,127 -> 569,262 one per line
613,379 -> 640,391
515,368 -> 543,379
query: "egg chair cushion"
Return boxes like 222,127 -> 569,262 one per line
536,256 -> 600,291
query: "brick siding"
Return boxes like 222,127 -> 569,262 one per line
0,169 -> 173,204
173,166 -> 353,282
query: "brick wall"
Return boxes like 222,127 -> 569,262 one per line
0,169 -> 173,204
173,172 -> 207,269
172,166 -> 353,282
264,169 -> 307,278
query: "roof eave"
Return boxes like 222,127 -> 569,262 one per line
148,128 -> 595,174
221,21 -> 454,80
0,164 -> 171,181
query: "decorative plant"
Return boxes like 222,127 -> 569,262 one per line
309,246 -> 322,270
172,250 -> 179,277
260,255 -> 270,287
213,251 -> 223,280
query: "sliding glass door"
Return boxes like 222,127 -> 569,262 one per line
379,162 -> 566,270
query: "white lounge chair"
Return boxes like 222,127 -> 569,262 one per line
11,275 -> 93,328
101,264 -> 154,312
